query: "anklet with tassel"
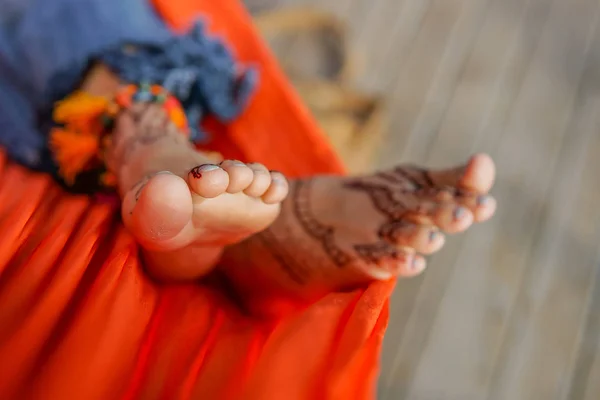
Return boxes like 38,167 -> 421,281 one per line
49,83 -> 192,190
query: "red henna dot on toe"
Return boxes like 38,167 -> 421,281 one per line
190,167 -> 202,179
189,164 -> 220,179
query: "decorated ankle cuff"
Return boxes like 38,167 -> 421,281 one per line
49,83 -> 191,190
45,20 -> 253,194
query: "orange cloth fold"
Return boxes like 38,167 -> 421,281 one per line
0,0 -> 395,398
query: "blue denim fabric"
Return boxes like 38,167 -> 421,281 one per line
0,0 -> 256,171
101,21 -> 258,142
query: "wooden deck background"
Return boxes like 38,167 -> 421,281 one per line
250,0 -> 600,398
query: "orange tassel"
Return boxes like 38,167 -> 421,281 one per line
49,128 -> 100,184
50,85 -> 190,187
169,107 -> 188,132
50,91 -> 109,184
54,91 -> 110,125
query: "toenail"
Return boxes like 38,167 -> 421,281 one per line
477,195 -> 491,206
222,160 -> 246,167
197,164 -> 220,172
453,206 -> 467,220
271,174 -> 286,183
190,164 -> 220,179
429,231 -> 439,242
155,171 -> 173,176
411,257 -> 422,270
248,163 -> 268,171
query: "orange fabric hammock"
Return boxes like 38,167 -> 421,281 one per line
0,0 -> 395,398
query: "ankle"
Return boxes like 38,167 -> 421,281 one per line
80,63 -> 121,97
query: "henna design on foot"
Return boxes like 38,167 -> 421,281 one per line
396,166 -> 434,188
354,241 -> 405,264
258,228 -> 310,285
378,220 -> 412,243
293,180 -> 353,267
257,166 -> 450,282
344,181 -> 409,220
343,167 -> 441,265
117,106 -> 182,166
189,166 -> 204,179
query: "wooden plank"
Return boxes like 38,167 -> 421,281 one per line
344,0 -> 380,38
561,109 -> 600,400
378,0 -> 555,398
478,1 -> 600,399
578,251 -> 600,400
582,315 -> 600,400
349,0 -> 403,43
394,0 -> 492,164
376,0 -> 485,169
579,296 -> 600,400
426,0 -> 542,164
489,74 -> 600,400
350,0 -> 409,88
357,0 -> 435,92
297,0 -> 354,18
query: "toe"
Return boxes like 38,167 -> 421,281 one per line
432,204 -> 474,233
386,222 -> 445,255
473,194 -> 497,221
462,153 -> 496,193
262,171 -> 289,204
220,160 -> 254,193
428,153 -> 496,193
395,252 -> 427,277
417,184 -> 497,223
187,164 -> 230,198
358,245 -> 427,280
455,193 -> 497,222
122,172 -> 193,249
244,163 -> 272,197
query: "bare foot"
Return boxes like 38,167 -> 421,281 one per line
109,103 -> 289,281
222,154 -> 496,302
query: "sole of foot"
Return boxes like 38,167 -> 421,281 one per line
111,104 -> 290,281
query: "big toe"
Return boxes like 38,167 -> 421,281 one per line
461,153 -> 495,193
430,153 -> 496,193
122,172 -> 193,250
